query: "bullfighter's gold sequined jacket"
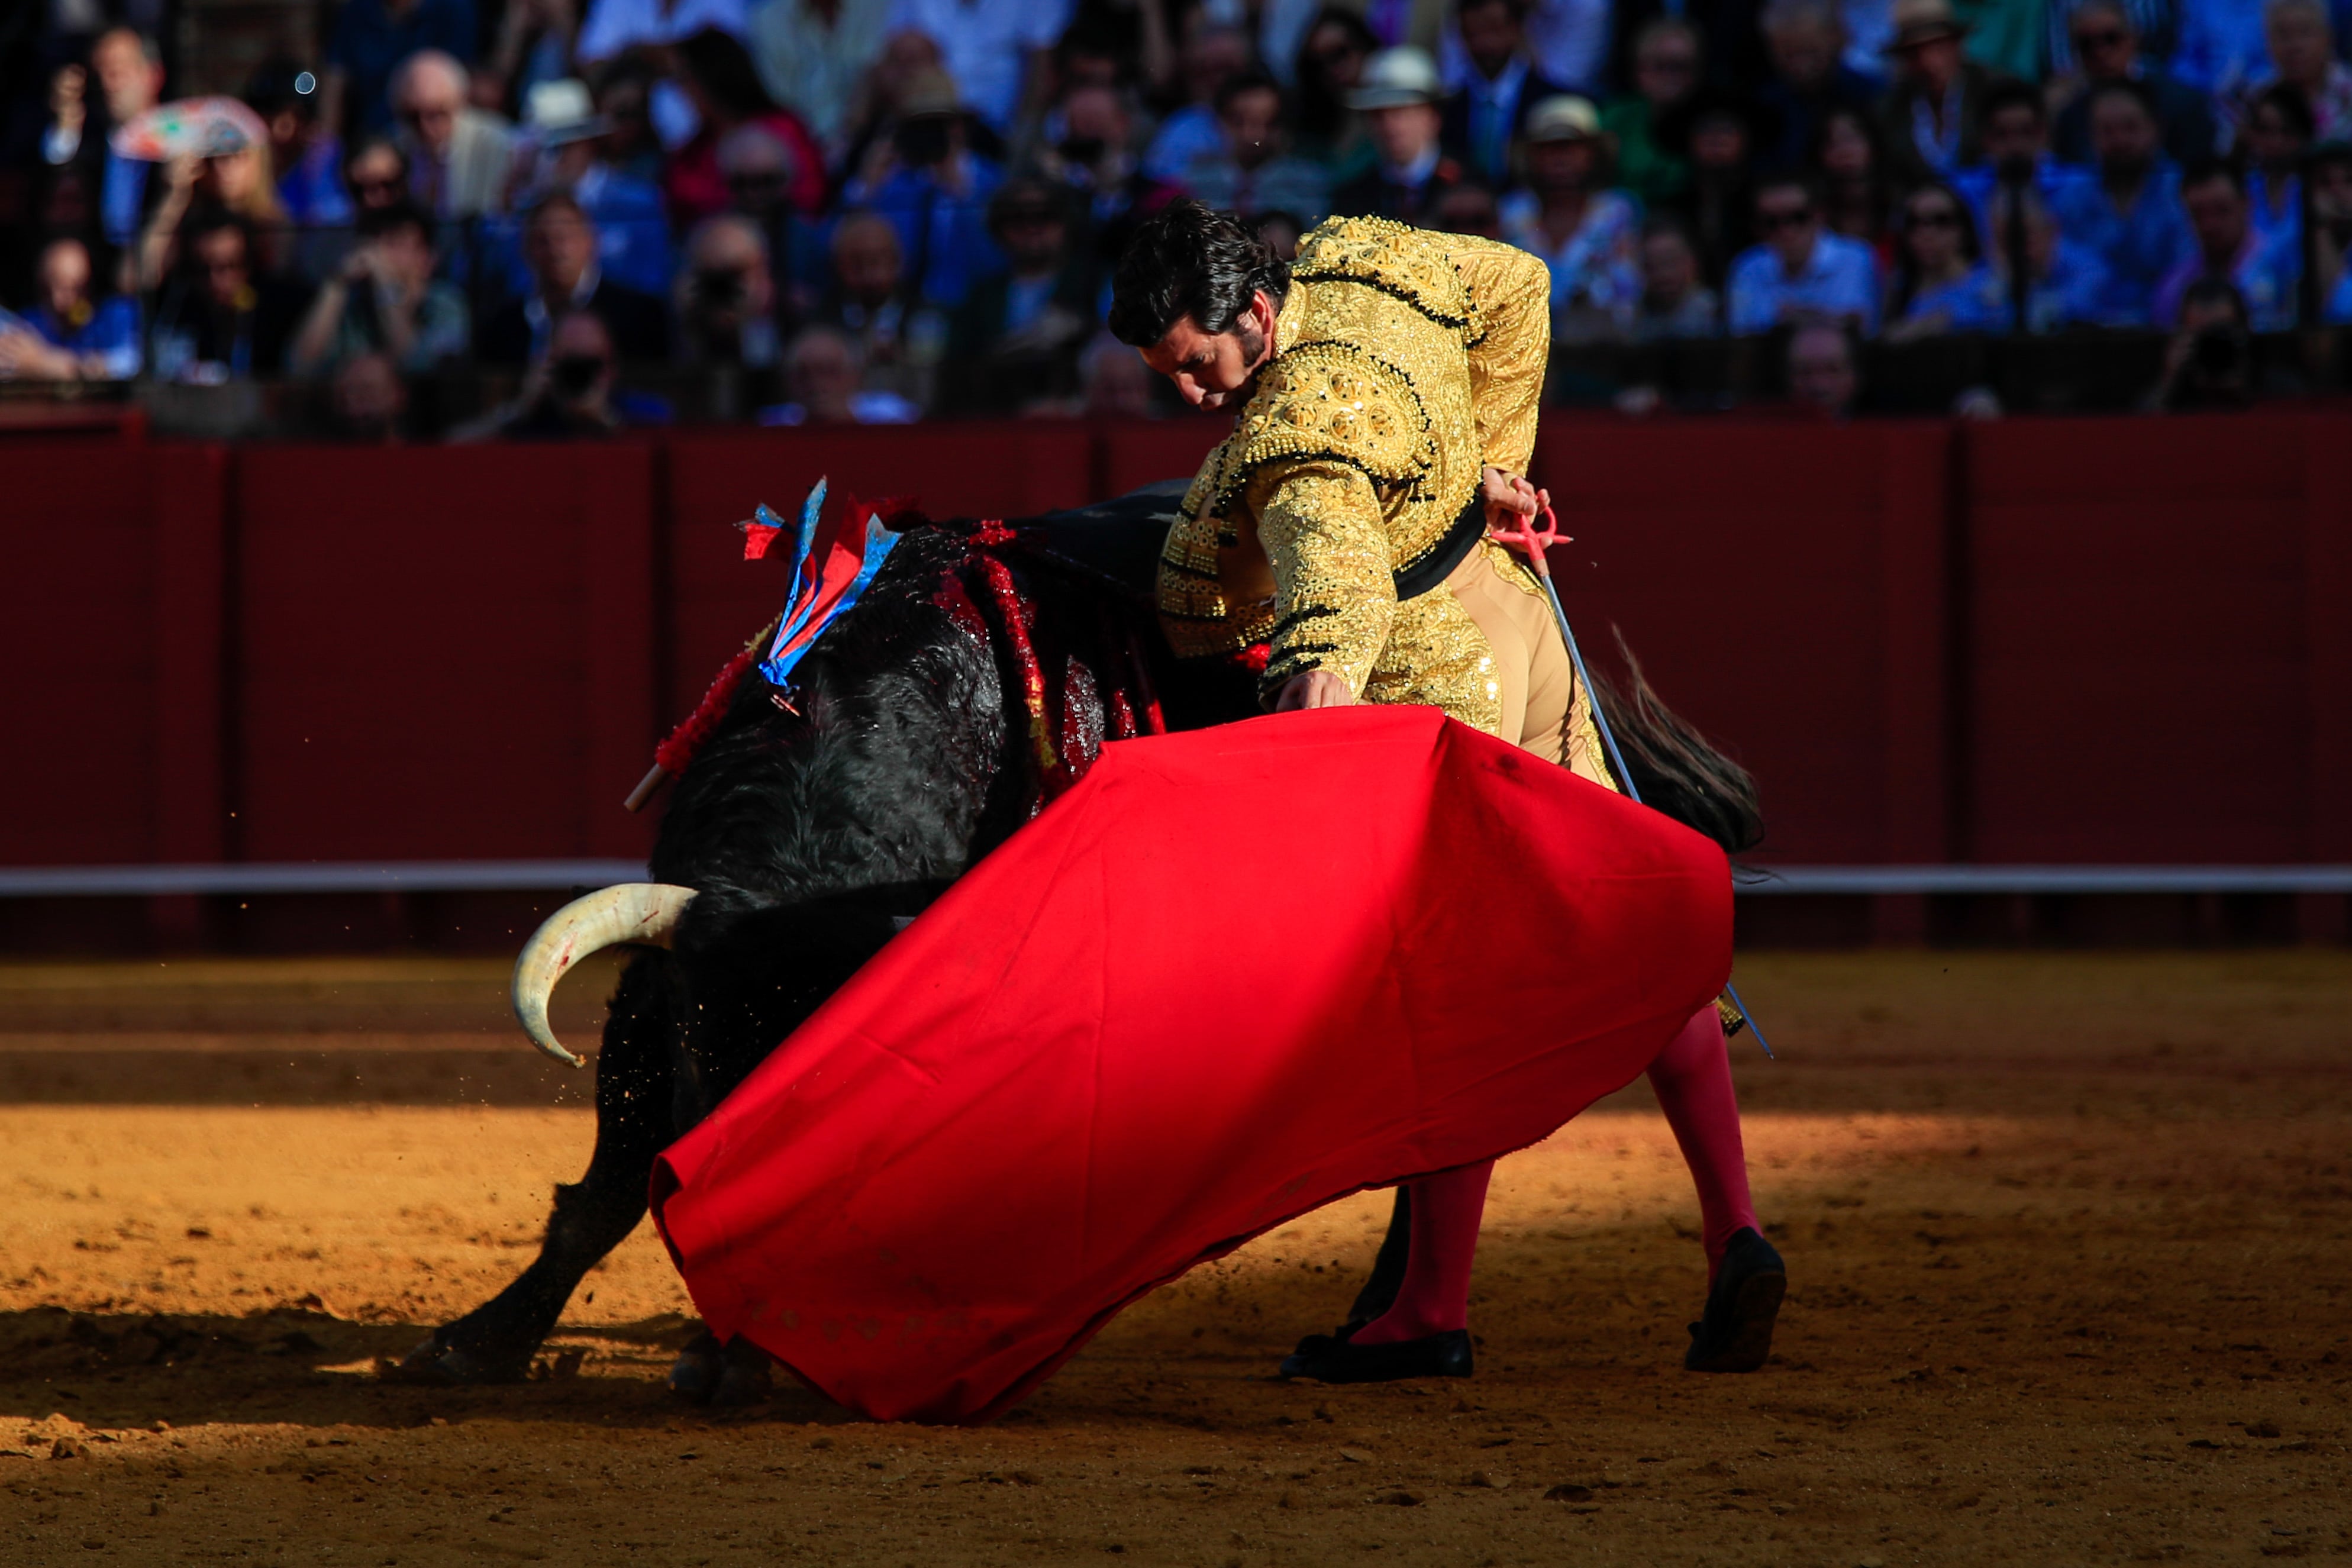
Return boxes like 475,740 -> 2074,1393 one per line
1156,216 -> 1560,739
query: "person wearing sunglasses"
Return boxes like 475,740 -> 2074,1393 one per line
1726,171 -> 1879,333
341,135 -> 412,214
391,50 -> 515,220
1883,180 -> 2004,339
2050,0 -> 2218,166
147,210 -> 317,383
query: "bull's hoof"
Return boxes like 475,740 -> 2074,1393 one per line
668,1333 -> 724,1401
712,1341 -> 775,1408
669,1333 -> 772,1406
383,1332 -> 532,1386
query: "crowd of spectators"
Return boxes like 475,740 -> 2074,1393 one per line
7,0 -> 2352,431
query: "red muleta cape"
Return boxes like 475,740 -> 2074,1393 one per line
649,706 -> 1732,1422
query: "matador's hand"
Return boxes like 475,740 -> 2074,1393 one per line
1480,465 -> 1550,535
1273,669 -> 1354,711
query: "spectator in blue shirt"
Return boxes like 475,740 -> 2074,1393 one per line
1181,70 -> 1334,225
941,178 -> 1097,414
2172,0 -> 2269,89
839,67 -> 1005,308
506,78 -> 676,299
1885,180 -> 2006,336
1143,27 -> 1251,182
1985,185 -> 2119,328
1727,173 -> 1882,333
2152,159 -> 2300,325
1953,79 -> 2096,235
324,0 -> 478,137
2049,79 -> 2195,321
40,30 -> 168,250
248,60 -> 351,230
0,237 -> 143,382
2327,264 -> 2352,320
2240,80 -> 2312,246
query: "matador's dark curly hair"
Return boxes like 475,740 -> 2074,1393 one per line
1107,198 -> 1292,348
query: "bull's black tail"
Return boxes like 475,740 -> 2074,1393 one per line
1586,632 -> 1764,856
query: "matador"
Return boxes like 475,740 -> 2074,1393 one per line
1108,202 -> 1786,1385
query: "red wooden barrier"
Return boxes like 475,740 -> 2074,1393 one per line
4,444 -> 170,866
1098,415 -> 1229,500
4,415 -> 2345,886
233,444 -> 659,862
1964,416 -> 2319,863
1532,420 -> 1957,866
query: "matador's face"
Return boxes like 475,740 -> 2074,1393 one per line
1138,290 -> 1281,410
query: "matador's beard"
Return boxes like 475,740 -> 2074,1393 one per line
1234,318 -> 1270,388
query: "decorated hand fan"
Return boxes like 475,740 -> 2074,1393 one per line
109,97 -> 269,162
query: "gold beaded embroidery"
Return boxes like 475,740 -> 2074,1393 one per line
1290,215 -> 1480,333
1156,219 -> 1554,689
1366,580 -> 1504,737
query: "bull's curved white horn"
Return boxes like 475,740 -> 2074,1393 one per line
511,883 -> 696,1066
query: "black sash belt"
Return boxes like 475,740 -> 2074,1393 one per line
1392,487 -> 1486,601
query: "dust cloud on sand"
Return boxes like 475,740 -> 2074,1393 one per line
1,952 -> 2347,1565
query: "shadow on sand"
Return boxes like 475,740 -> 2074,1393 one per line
0,1305 -> 854,1434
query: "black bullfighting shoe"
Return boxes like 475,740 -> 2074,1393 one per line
1279,1324 -> 1474,1383
1683,1226 -> 1786,1373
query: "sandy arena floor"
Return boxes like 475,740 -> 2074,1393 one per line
0,950 -> 2346,1566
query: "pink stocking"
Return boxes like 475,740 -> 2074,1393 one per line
1350,1005 -> 1759,1341
1646,1004 -> 1760,1278
1350,1160 -> 1493,1343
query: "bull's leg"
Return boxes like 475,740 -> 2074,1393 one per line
393,953 -> 676,1383
1347,1189 -> 1412,1326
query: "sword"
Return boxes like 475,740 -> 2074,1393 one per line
1488,494 -> 1773,1059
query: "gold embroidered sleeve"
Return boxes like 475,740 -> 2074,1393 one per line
1447,234 -> 1552,476
1247,459 -> 1397,704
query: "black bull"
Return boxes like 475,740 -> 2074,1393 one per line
392,485 -> 1761,1395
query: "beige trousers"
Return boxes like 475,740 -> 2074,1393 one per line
1446,543 -> 1615,788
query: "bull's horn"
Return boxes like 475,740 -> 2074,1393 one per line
511,883 -> 696,1066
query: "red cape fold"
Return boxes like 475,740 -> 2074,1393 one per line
649,707 -> 1732,1423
